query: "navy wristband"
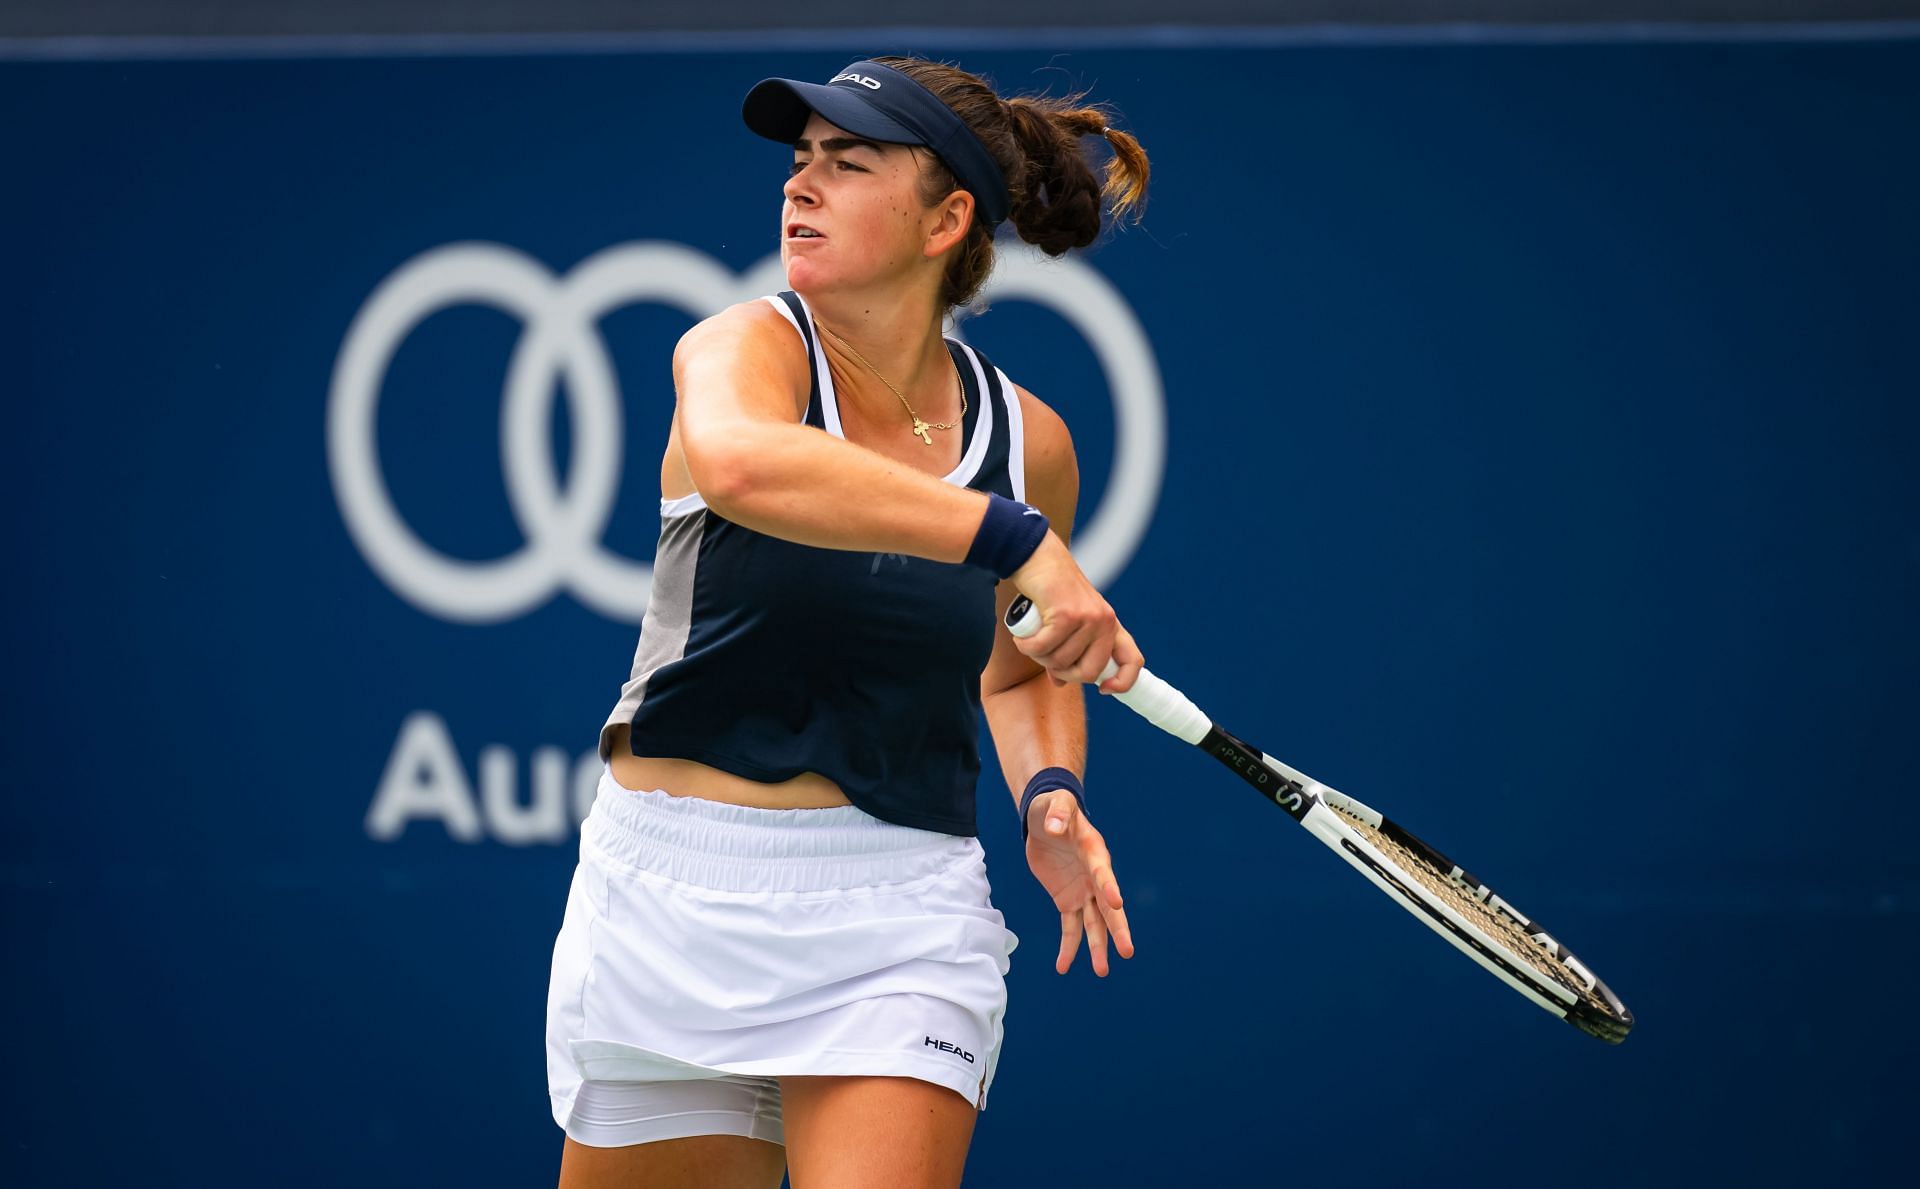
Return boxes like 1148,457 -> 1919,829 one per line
1019,767 -> 1085,840
966,493 -> 1049,579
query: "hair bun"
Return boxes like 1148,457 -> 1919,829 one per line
869,56 -> 1150,308
1002,97 -> 1109,257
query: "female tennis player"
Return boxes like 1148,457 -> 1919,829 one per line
546,56 -> 1151,1189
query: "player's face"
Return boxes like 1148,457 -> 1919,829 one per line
781,112 -> 935,294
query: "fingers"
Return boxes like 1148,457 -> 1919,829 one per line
1085,902 -> 1111,977
1055,906 -> 1084,975
1097,627 -> 1145,695
1022,788 -> 1074,841
1020,618 -> 1105,685
1099,892 -> 1134,962
1009,537 -> 1146,687
1079,829 -> 1122,912
1046,819 -> 1135,977
1084,862 -> 1131,966
1062,894 -> 1133,978
1022,614 -> 1137,688
1081,828 -> 1133,971
1045,790 -> 1077,838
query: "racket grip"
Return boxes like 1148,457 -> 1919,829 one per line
1004,597 -> 1212,745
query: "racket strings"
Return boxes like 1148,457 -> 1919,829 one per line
1325,802 -> 1617,1018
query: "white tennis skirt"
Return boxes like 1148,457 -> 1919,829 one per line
546,767 -> 1020,1138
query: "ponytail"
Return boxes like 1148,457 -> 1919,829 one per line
1002,95 -> 1149,256
872,57 -> 1152,309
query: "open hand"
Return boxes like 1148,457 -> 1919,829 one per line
1024,790 -> 1134,976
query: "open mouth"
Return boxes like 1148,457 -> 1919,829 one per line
787,224 -> 824,240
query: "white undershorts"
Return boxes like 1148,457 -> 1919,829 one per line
546,767 -> 1019,1148
562,1073 -> 785,1148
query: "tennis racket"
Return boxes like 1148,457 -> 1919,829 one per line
1007,596 -> 1634,1044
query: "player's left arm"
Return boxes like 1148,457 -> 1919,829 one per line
981,384 -> 1134,976
981,386 -> 1084,801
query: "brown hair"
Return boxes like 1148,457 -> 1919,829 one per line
873,56 -> 1151,310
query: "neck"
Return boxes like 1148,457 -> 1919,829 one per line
802,283 -> 952,402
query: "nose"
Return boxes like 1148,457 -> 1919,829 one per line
783,161 -> 819,207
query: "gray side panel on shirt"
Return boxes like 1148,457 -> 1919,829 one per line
598,506 -> 706,759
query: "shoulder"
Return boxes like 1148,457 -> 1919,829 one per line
673,298 -> 812,387
1010,382 -> 1080,530
1014,383 -> 1075,482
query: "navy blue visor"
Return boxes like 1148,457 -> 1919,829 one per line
743,60 -> 1011,229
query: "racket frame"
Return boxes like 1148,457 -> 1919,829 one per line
1203,721 -> 1632,1043
1001,595 -> 1632,1043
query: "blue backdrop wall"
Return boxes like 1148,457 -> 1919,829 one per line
5,31 -> 1917,1187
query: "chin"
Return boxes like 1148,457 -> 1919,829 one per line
783,258 -> 842,295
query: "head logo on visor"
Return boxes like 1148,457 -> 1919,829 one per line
743,59 -> 1011,229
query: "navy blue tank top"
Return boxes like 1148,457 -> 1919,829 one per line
597,292 -> 1030,836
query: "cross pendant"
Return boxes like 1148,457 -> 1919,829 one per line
912,418 -> 933,445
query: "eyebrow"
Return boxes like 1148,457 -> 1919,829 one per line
793,136 -> 886,155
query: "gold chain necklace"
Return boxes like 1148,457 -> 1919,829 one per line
817,320 -> 966,446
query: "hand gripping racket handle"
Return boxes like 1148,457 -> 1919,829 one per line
1004,596 -> 1212,745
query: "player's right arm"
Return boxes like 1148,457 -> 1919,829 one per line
673,301 -> 989,562
671,300 -> 1133,688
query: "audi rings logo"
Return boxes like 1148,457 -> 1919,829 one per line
328,240 -> 1166,624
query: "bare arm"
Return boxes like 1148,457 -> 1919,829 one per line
674,301 -> 987,560
980,386 -> 1135,976
675,303 -> 1142,691
980,388 -> 1087,817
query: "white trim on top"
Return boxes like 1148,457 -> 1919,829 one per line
761,292 -> 800,332
757,294 -> 996,485
660,492 -> 708,517
997,366 -> 1027,505
761,291 -> 843,438
787,291 -> 845,439
944,342 -> 994,489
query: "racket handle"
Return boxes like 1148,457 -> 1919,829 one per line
1004,597 -> 1212,745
